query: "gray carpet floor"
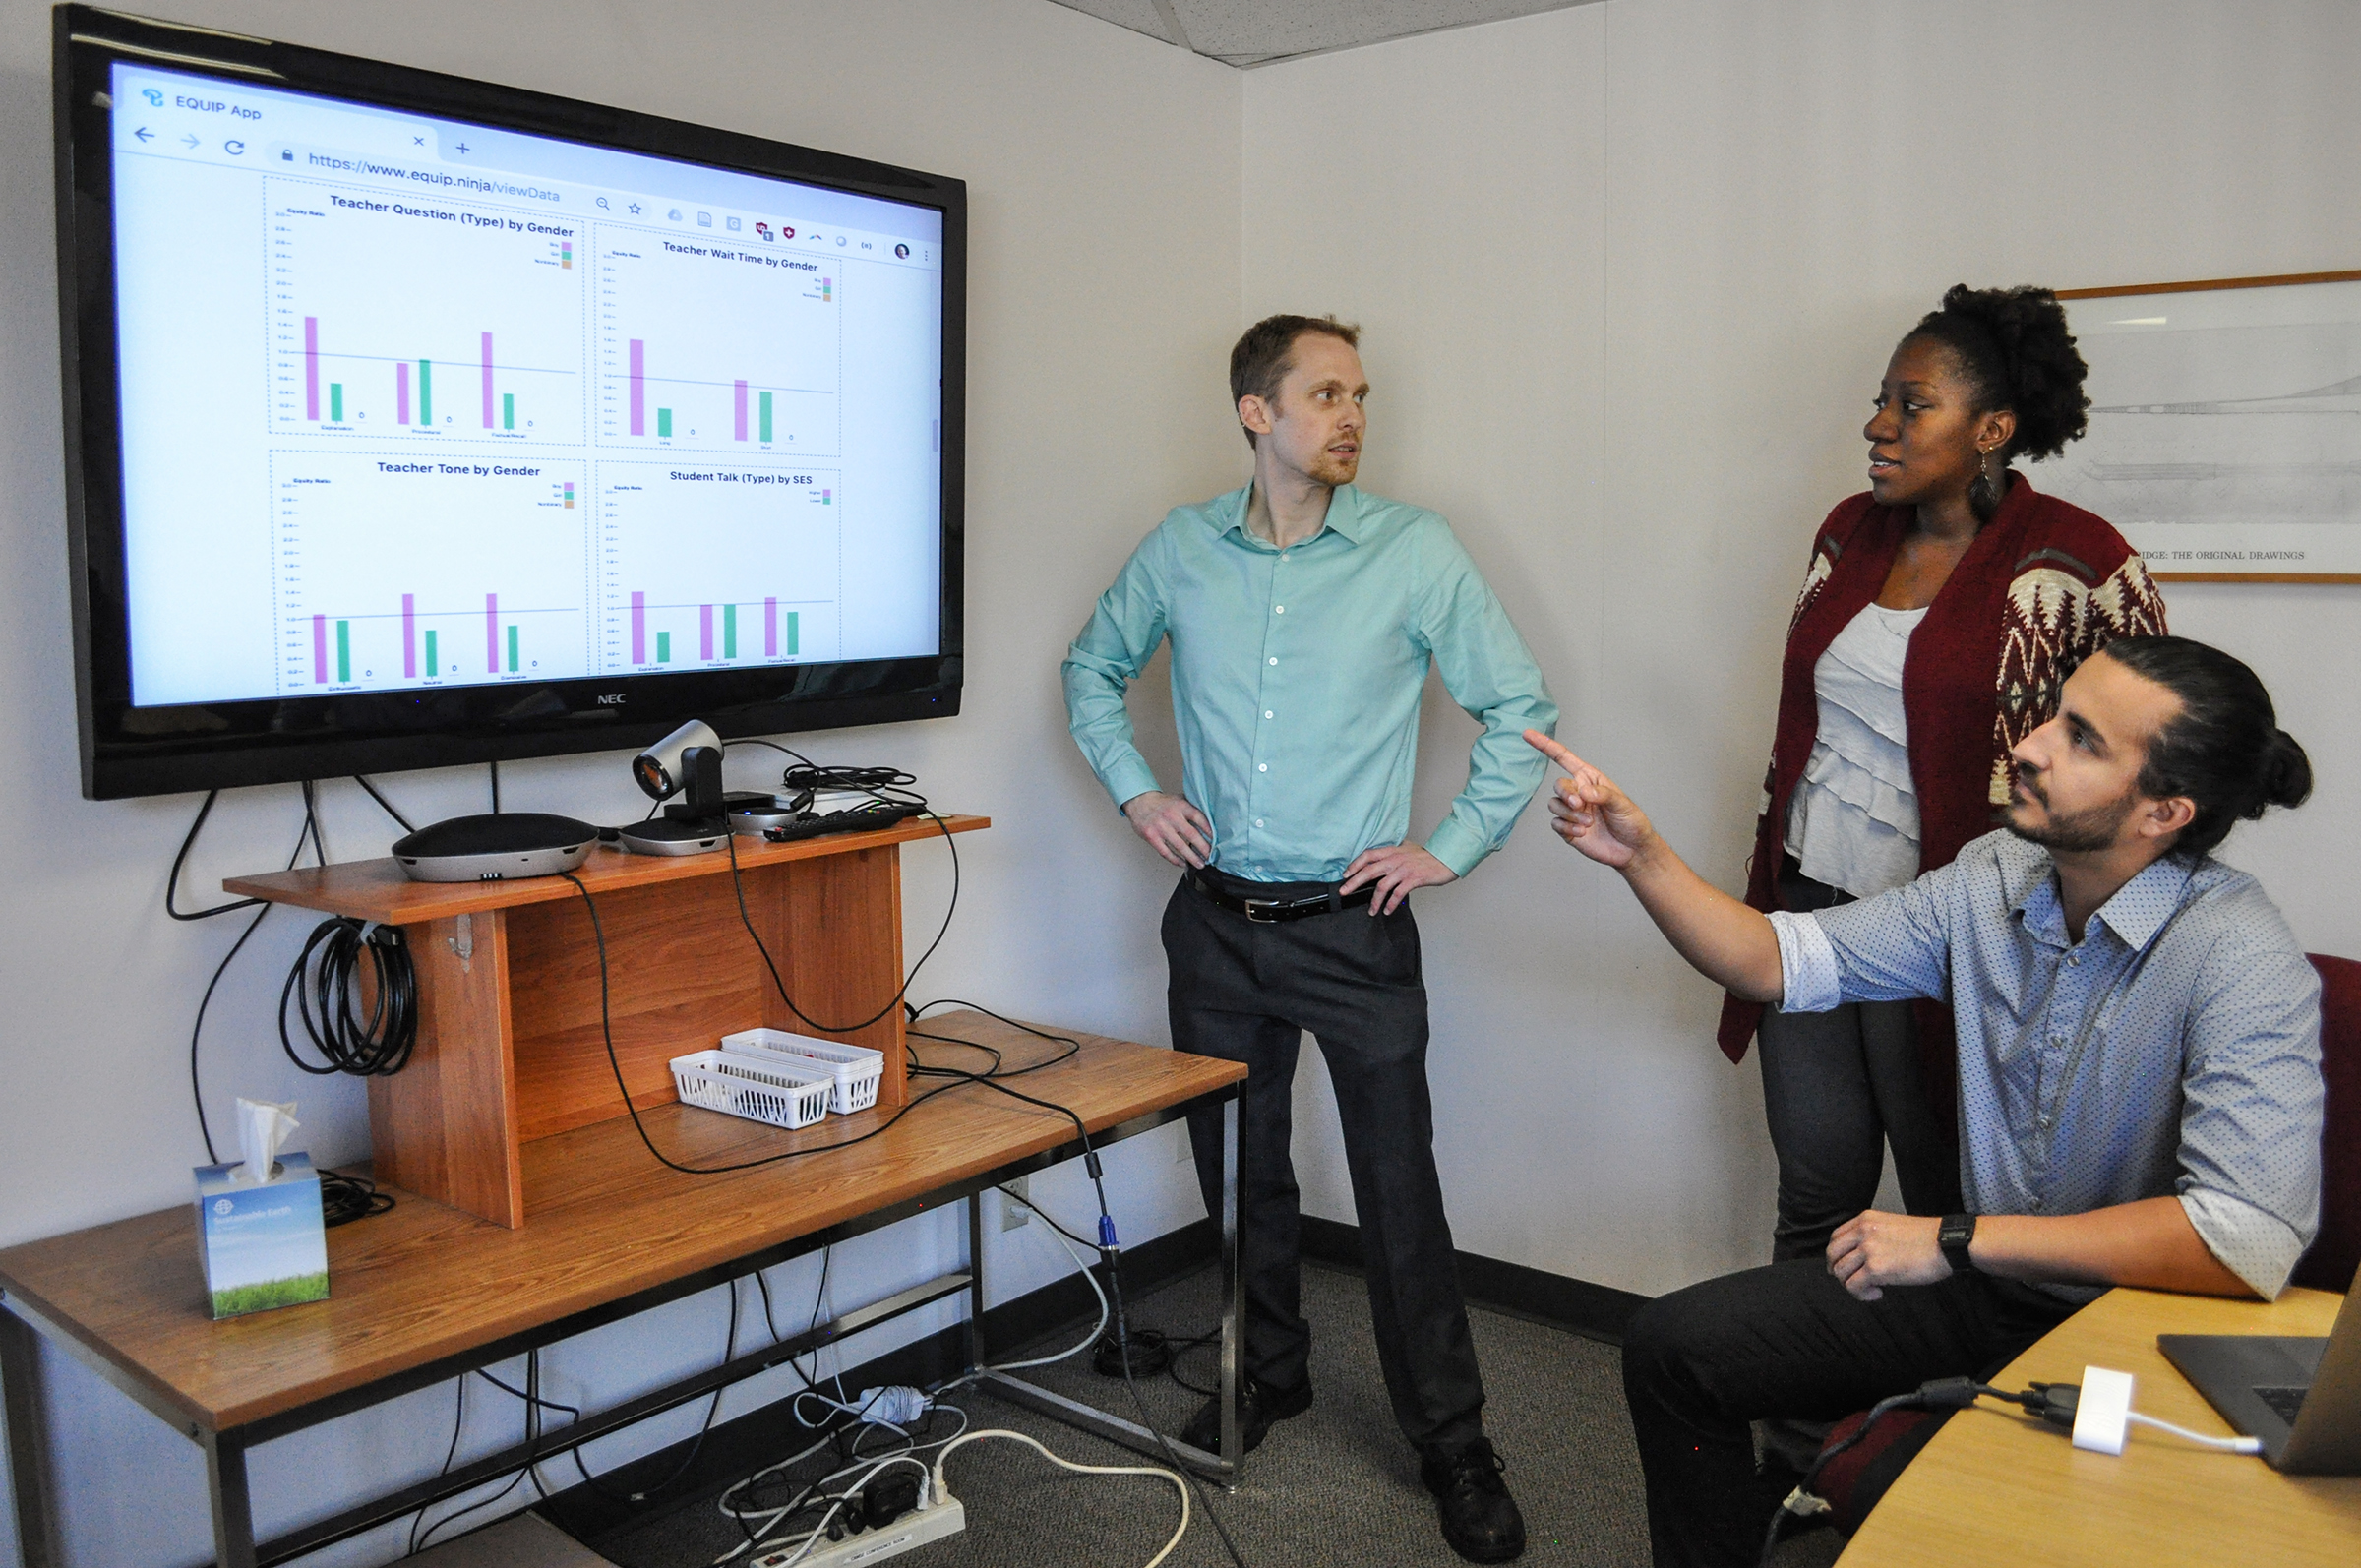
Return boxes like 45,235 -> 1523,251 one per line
584,1259 -> 1845,1568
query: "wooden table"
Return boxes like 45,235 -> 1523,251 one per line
1844,1286 -> 2361,1566
0,1014 -> 1246,1568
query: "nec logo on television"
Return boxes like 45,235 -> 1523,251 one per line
596,694 -> 627,705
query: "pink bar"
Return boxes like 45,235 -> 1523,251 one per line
699,604 -> 714,660
485,593 -> 500,674
481,332 -> 495,428
312,614 -> 328,683
764,597 -> 778,656
304,317 -> 320,421
629,339 -> 645,435
733,381 -> 749,441
631,590 -> 646,664
395,362 -> 410,426
401,593 -> 416,678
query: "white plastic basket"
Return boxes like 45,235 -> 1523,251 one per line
721,1027 -> 885,1114
669,1049 -> 833,1130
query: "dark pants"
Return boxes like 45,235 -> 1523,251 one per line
1167,873 -> 1485,1453
1757,862 -> 1960,1262
1622,1260 -> 2075,1567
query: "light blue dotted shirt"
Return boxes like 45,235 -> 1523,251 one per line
1770,830 -> 2324,1300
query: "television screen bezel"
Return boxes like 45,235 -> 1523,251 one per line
52,4 -> 966,800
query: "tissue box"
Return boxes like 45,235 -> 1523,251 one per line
194,1151 -> 329,1319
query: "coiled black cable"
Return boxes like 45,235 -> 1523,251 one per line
277,916 -> 419,1076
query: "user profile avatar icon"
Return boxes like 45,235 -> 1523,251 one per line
894,243 -> 910,259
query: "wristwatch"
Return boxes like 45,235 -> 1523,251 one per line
1938,1214 -> 1978,1276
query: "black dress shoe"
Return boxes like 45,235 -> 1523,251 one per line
1178,1372 -> 1312,1456
1421,1436 -> 1527,1563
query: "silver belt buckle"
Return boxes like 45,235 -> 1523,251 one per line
1242,897 -> 1282,924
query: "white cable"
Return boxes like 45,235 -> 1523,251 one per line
943,1184 -> 1109,1377
933,1428 -> 1190,1568
2127,1410 -> 2265,1454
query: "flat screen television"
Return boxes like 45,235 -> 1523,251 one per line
52,5 -> 965,799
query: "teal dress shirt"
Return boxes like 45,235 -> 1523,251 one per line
1061,483 -> 1558,883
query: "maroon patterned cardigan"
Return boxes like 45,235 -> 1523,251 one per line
1715,476 -> 2169,1097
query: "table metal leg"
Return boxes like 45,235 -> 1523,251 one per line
205,1431 -> 259,1568
966,1192 -> 989,1370
1,1303 -> 66,1568
1218,1094 -> 1241,1474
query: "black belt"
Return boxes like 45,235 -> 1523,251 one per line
1188,870 -> 1373,924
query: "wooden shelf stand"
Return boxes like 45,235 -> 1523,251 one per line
224,814 -> 988,1228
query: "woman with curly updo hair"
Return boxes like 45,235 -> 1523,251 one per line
1721,285 -> 2169,1275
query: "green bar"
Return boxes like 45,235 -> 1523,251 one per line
786,611 -> 799,656
657,407 -> 673,438
418,359 -> 432,425
335,620 -> 350,682
759,392 -> 772,443
507,625 -> 518,672
424,629 -> 438,677
656,630 -> 671,663
723,603 -> 737,658
503,392 -> 515,430
329,383 -> 342,421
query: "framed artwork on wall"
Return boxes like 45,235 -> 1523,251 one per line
2048,271 -> 2361,582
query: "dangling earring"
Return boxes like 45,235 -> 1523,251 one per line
1968,449 -> 1999,519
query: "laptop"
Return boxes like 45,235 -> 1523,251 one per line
2158,1270 -> 2361,1473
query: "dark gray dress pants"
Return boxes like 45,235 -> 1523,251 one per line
1756,861 -> 1961,1262
1167,872 -> 1485,1454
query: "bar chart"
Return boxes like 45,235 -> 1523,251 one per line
268,179 -> 585,443
272,452 -> 591,694
595,229 -> 840,453
594,461 -> 841,673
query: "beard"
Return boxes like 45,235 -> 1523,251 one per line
2002,776 -> 2139,854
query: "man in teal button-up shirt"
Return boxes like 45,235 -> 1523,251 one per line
1062,316 -> 1554,1565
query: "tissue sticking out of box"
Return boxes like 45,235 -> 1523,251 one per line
234,1098 -> 299,1185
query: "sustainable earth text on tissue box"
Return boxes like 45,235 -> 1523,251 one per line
195,1152 -> 328,1319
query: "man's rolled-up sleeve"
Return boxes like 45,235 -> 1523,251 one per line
1770,864 -> 1959,1013
2174,932 -> 2324,1298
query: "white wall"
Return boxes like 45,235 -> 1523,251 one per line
1242,0 -> 2361,1298
12,2 -> 2361,1562
0,3 -> 1240,1563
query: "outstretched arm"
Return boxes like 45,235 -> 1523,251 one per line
1524,731 -> 1785,1004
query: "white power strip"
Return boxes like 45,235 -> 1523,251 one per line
750,1496 -> 966,1568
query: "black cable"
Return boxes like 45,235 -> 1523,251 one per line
319,1168 -> 394,1227
166,790 -> 268,922
559,873 -> 990,1175
188,794 -> 323,1163
722,807 -> 958,1036
277,918 -> 418,1076
1756,1376 -> 1995,1567
406,1375 -> 467,1557
489,758 -> 501,814
352,774 -> 417,834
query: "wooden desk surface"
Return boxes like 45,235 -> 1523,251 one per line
0,1014 -> 1241,1436
1844,1286 -> 2361,1566
222,814 -> 990,924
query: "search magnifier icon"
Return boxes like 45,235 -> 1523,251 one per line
596,197 -> 610,209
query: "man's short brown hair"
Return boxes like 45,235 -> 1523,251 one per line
1229,314 -> 1361,448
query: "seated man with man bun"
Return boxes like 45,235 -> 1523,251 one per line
1526,635 -> 2324,1568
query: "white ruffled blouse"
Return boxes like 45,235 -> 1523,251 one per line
1784,600 -> 1927,899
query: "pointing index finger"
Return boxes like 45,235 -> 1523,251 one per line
1522,729 -> 1582,770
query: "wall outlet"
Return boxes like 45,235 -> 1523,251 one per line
752,1496 -> 965,1567
999,1175 -> 1029,1231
